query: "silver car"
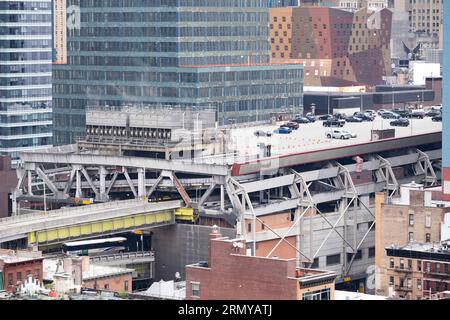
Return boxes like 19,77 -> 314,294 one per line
325,129 -> 352,139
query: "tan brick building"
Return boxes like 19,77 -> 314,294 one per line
375,183 -> 450,297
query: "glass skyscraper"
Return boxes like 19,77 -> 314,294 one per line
0,0 -> 53,163
53,0 -> 304,145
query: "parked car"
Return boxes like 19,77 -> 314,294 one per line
325,129 -> 352,139
392,109 -> 409,118
390,118 -> 410,127
318,114 -> 333,121
323,119 -> 345,127
254,130 -> 272,137
381,111 -> 400,119
305,115 -> 316,122
425,110 -> 441,117
377,109 -> 387,115
345,116 -> 364,123
407,112 -> 425,119
292,117 -> 310,124
364,109 -> 376,117
353,112 -> 374,121
281,122 -> 300,130
273,127 -> 292,134
333,113 -> 347,120
341,130 -> 357,138
432,115 -> 442,122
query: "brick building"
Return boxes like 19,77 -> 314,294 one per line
375,182 -> 450,297
82,265 -> 133,294
0,249 -> 44,292
0,156 -> 18,218
270,7 -> 392,86
385,242 -> 450,299
185,227 -> 336,300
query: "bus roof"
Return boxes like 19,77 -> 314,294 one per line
63,237 -> 127,247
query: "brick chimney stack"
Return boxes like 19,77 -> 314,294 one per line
208,225 -> 222,267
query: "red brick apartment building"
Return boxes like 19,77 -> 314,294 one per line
0,249 -> 43,292
185,228 -> 336,300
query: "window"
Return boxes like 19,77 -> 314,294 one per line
400,259 -> 405,269
426,233 -> 431,243
436,263 -> 441,273
124,280 -> 129,292
35,269 -> 40,280
425,215 -> 431,228
409,214 -> 414,226
303,288 -> 331,300
26,270 -> 31,277
409,232 -> 414,242
417,279 -> 422,290
7,273 -> 13,286
417,260 -> 422,271
17,272 -> 22,283
104,283 -> 109,290
407,278 -> 412,289
389,276 -> 394,286
347,250 -> 362,262
408,259 -> 412,269
311,258 -> 319,268
445,264 -> 449,274
426,262 -> 431,272
247,223 -> 251,233
399,278 -> 404,288
191,282 -> 200,297
390,258 -> 394,268
326,254 -> 341,266
368,247 -> 375,258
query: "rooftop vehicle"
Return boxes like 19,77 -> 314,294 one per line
325,129 -> 352,140
392,109 -> 409,117
254,130 -> 272,137
353,112 -> 374,121
292,116 -> 310,124
407,112 -> 425,119
432,115 -> 442,122
381,111 -> 401,119
318,114 -> 333,121
364,109 -> 376,116
323,118 -> 345,127
341,130 -> 357,138
281,122 -> 300,130
274,127 -> 292,134
390,118 -> 410,127
305,115 -> 316,122
425,110 -> 441,117
333,113 -> 347,120
345,116 -> 364,123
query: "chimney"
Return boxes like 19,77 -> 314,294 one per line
208,225 -> 222,268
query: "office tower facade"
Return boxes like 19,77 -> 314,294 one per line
270,7 -> 392,86
443,0 -> 449,200
0,0 -> 53,164
53,0 -> 304,145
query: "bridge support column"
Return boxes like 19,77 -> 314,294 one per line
137,168 -> 146,198
75,166 -> 82,198
99,166 -> 108,201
